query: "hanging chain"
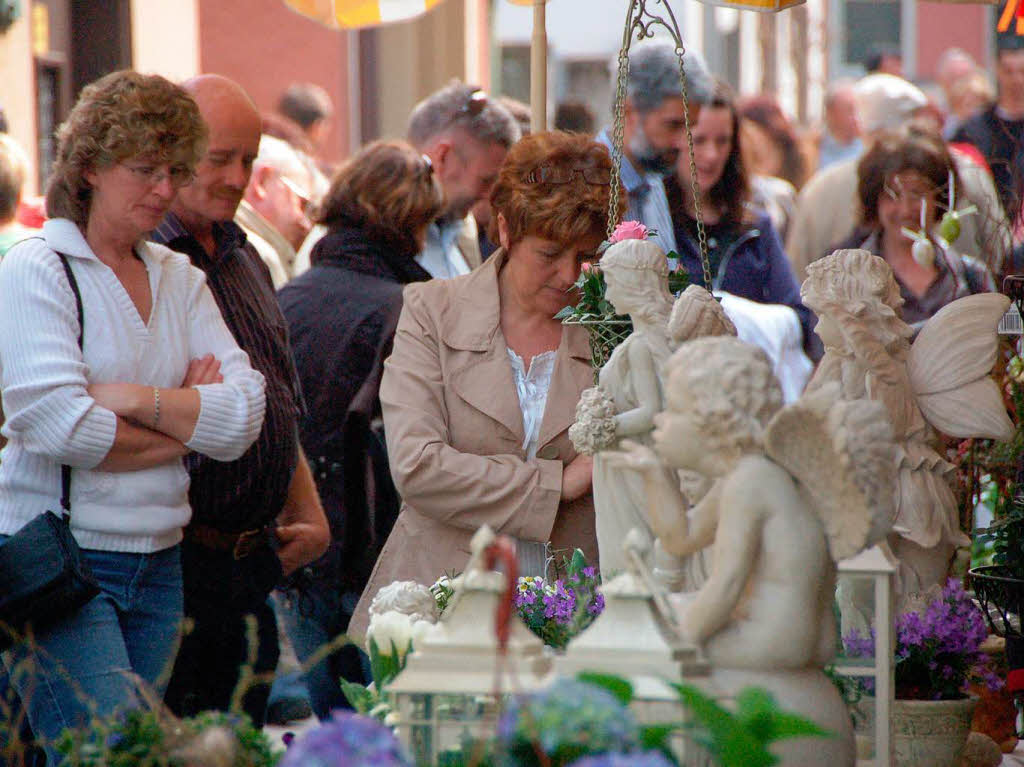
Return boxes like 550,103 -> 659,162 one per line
604,0 -> 713,293
607,43 -> 631,240
675,41 -> 713,292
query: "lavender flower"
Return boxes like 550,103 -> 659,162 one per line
280,711 -> 411,767
514,556 -> 604,649
844,578 -> 1000,700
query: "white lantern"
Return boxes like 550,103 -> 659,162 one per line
834,545 -> 897,767
388,556 -> 552,764
557,563 -> 715,765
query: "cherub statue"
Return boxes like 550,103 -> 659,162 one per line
605,336 -> 897,670
573,240 -> 735,577
801,249 -> 1013,597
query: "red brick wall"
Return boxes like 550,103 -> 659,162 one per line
916,2 -> 990,81
198,0 -> 351,165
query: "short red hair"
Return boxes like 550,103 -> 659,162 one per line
488,131 -> 625,250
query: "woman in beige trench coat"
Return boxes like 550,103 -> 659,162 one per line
350,132 -> 624,641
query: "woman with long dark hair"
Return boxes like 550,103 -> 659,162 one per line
665,82 -> 813,352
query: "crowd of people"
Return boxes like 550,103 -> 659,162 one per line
0,30 -> 1021,763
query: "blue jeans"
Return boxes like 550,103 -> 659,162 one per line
276,586 -> 367,720
1,543 -> 183,765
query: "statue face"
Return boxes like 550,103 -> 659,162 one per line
652,381 -> 704,471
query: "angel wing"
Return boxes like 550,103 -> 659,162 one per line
764,383 -> 898,562
908,293 -> 1014,441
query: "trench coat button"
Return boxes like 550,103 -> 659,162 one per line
537,445 -> 559,460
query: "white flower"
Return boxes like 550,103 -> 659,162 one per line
367,610 -> 414,658
384,711 -> 400,728
410,619 -> 434,648
369,580 -> 439,623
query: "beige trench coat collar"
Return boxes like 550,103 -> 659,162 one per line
441,248 -> 593,453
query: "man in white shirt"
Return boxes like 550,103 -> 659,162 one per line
236,134 -> 314,287
407,82 -> 520,278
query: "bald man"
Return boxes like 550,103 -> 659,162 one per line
151,74 -> 328,727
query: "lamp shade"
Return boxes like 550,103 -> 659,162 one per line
690,0 -> 805,12
284,0 -> 445,28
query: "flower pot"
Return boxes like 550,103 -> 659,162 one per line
892,697 -> 978,767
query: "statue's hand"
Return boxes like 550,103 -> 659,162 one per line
601,439 -> 660,473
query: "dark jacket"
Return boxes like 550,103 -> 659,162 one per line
278,225 -> 430,591
952,105 -> 1024,220
674,211 -> 816,353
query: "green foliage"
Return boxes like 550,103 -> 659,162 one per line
553,257 -> 689,324
56,709 -> 278,767
671,682 -> 830,767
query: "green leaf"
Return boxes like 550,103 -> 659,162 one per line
734,688 -> 830,744
340,679 -> 375,714
671,682 -> 778,767
639,722 -> 677,752
569,548 -> 587,576
576,672 -> 635,705
553,306 -> 574,320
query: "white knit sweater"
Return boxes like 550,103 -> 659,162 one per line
0,219 -> 267,553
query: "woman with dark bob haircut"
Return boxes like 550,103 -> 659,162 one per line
350,131 -> 625,642
0,71 -> 265,759
276,140 -> 443,718
836,127 -> 995,326
665,81 -> 814,352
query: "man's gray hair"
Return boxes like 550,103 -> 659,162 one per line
625,41 -> 714,114
407,81 -> 521,149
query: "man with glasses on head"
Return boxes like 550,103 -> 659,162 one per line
237,134 -> 315,287
407,81 -> 520,278
596,41 -> 714,256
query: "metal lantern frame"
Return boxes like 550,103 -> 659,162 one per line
834,545 -> 897,767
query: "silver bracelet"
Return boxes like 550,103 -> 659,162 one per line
152,387 -> 161,427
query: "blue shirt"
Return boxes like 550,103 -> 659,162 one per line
596,129 -> 677,255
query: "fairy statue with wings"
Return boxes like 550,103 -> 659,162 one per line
605,335 -> 897,671
801,249 -> 1014,597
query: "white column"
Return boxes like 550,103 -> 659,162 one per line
130,0 -> 200,81
900,0 -> 917,81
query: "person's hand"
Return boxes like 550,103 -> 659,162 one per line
560,453 -> 594,502
275,522 -> 330,576
87,383 -> 147,420
181,354 -> 223,387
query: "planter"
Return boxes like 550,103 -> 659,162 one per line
892,696 -> 977,767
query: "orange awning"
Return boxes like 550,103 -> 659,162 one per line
284,0 -> 446,28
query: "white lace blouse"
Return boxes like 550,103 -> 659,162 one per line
507,347 -> 557,577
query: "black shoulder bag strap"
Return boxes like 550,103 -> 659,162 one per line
56,253 -> 83,520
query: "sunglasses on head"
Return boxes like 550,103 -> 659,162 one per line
524,162 -> 612,186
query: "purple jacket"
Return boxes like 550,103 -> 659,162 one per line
675,212 -> 816,353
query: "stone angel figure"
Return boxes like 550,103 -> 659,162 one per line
604,336 -> 897,671
801,249 -> 1014,597
570,237 -> 734,577
603,336 -> 896,766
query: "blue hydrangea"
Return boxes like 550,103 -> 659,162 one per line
497,679 -> 638,765
280,711 -> 411,767
568,751 -> 676,767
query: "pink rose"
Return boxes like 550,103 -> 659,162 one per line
609,220 -> 650,243
581,261 -> 595,273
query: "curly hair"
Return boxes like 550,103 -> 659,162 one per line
45,70 -> 207,226
664,336 -> 782,462
313,139 -> 443,257
488,131 -> 625,250
801,249 -> 913,352
856,127 -> 957,228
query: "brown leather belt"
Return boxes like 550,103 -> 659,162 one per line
186,524 -> 274,560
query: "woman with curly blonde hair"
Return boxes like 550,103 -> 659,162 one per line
350,131 -> 624,642
0,70 -> 265,758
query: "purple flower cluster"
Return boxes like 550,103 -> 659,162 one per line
280,711 -> 411,767
843,578 -> 1001,700
514,560 -> 605,650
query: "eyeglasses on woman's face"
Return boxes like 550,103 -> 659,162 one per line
881,174 -> 939,207
524,162 -> 612,186
121,162 -> 196,189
